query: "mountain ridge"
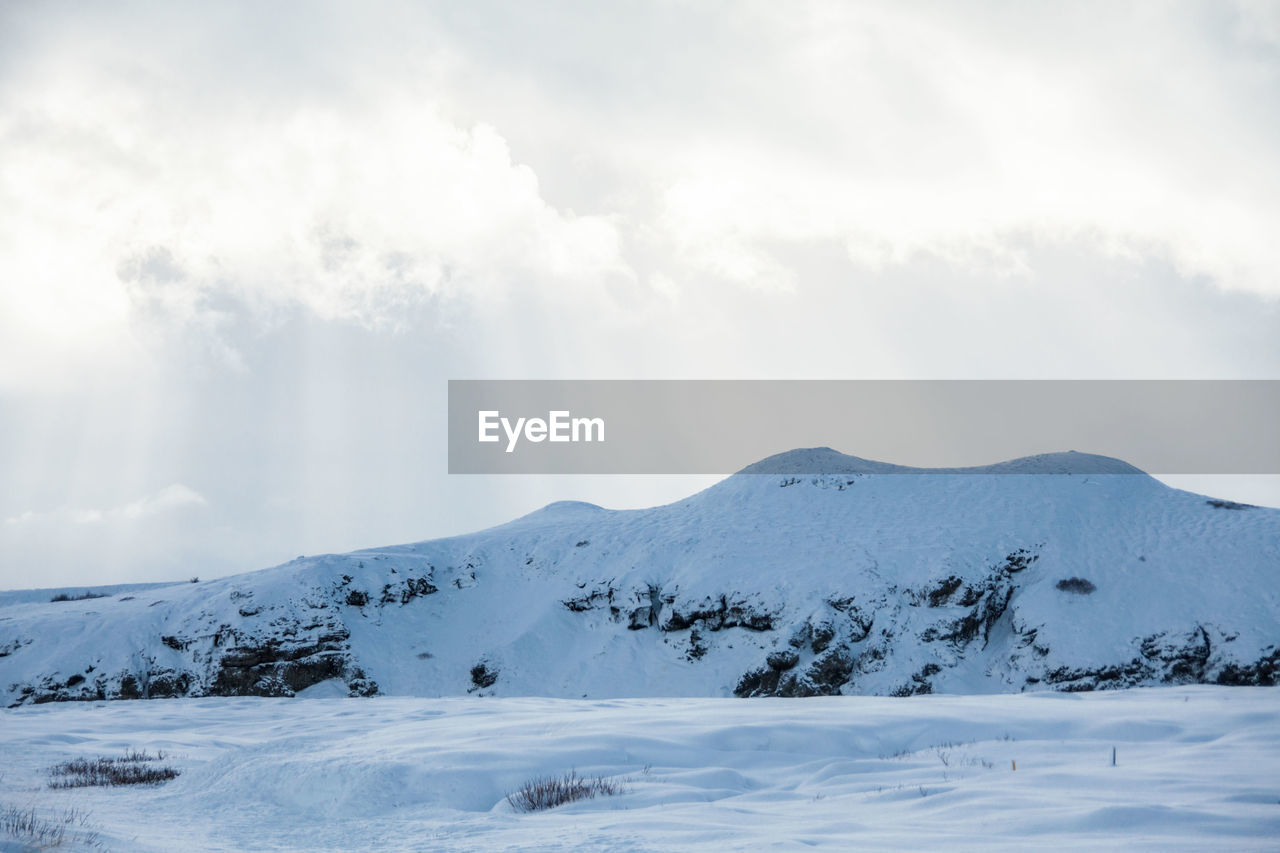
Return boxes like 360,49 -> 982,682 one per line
737,448 -> 1148,476
2,449 -> 1277,706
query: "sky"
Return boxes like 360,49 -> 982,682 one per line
2,0 -> 1279,589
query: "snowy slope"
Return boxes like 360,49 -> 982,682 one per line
2,688 -> 1278,851
2,450 -> 1277,706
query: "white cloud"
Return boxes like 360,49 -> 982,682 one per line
637,2 -> 1280,294
3,1 -> 1278,392
1236,0 -> 1280,47
0,50 -> 631,388
3,484 -> 207,528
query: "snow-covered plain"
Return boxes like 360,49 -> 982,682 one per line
2,687 -> 1278,851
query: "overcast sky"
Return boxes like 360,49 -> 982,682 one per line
3,1 -> 1279,589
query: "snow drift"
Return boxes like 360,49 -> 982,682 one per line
4,688 -> 1278,851
2,449 -> 1277,706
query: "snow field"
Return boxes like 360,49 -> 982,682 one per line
1,686 -> 1277,851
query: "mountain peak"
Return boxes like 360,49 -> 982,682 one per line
736,448 -> 1148,476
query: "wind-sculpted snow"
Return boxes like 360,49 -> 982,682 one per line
1,689 -> 1278,850
2,450 -> 1278,706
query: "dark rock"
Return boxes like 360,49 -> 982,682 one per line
1216,648 -> 1279,686
1206,499 -> 1257,510
926,576 -> 964,607
346,669 -> 379,697
734,666 -> 814,697
149,671 -> 193,698
1140,625 -> 1213,682
736,646 -> 857,698
400,577 -> 438,603
470,662 -> 498,689
734,667 -> 774,697
660,594 -> 776,633
788,624 -> 812,649
564,585 -> 614,613
160,635 -> 188,651
210,625 -> 353,697
118,674 -> 141,700
806,648 -> 854,694
1043,625 -> 1238,691
847,612 -> 875,642
766,650 -> 800,671
931,582 -> 1016,650
627,607 -> 652,630
686,628 -> 708,661
251,676 -> 294,697
891,661 -> 942,696
810,621 -> 836,653
1000,548 -> 1040,574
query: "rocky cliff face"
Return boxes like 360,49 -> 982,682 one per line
3,450 -> 1277,706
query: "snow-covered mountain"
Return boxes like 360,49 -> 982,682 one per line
3,449 -> 1277,706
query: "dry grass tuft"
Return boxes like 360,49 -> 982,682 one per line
48,750 -> 179,788
507,770 -> 624,812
